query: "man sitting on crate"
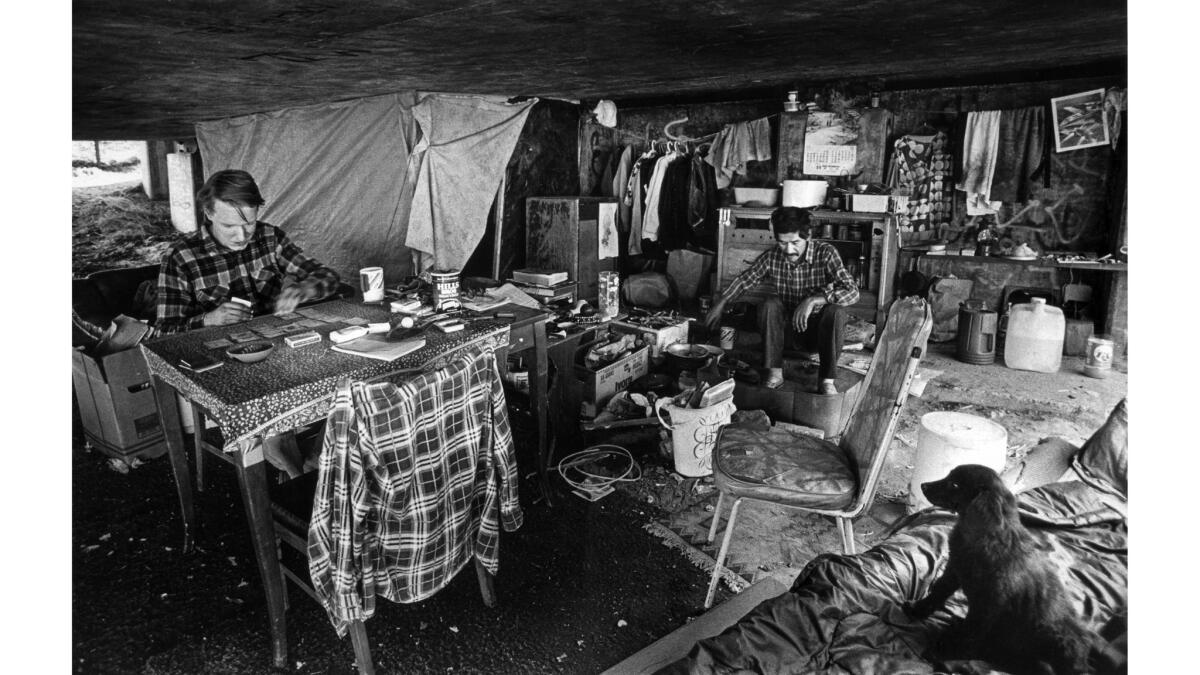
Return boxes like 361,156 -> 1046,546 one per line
704,206 -> 858,394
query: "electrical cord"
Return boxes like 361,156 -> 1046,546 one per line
557,444 -> 642,494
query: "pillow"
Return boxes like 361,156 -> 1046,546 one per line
1071,398 -> 1128,498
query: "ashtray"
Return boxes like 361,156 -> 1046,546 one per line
226,342 -> 275,363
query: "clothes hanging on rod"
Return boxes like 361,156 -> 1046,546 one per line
705,117 -> 773,189
889,131 -> 953,233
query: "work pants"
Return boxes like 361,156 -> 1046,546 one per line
757,296 -> 847,381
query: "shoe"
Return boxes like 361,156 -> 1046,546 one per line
818,380 -> 838,395
763,375 -> 785,389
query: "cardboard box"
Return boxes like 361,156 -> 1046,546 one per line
731,367 -> 863,438
72,347 -> 167,461
610,318 -> 692,359
575,344 -> 650,419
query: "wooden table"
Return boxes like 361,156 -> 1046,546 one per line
140,299 -> 542,668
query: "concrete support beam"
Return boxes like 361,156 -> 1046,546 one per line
138,140 -> 172,200
167,151 -> 203,234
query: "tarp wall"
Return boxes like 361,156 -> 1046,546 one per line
195,92 -> 420,285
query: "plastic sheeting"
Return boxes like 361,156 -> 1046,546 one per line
405,94 -> 536,273
196,92 -> 420,285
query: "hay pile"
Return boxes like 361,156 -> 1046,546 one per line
72,184 -> 181,277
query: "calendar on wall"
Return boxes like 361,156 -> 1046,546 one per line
804,145 -> 857,176
803,111 -> 859,176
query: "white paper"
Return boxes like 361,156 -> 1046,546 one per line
598,202 -> 619,260
486,283 -> 544,310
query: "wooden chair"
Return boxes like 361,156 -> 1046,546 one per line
272,356 -> 504,674
703,297 -> 933,608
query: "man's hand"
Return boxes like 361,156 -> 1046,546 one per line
274,283 -> 313,315
792,296 -> 824,332
202,301 -> 252,327
704,298 -> 727,331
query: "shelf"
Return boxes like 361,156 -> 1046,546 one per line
914,253 -> 1127,272
724,206 -> 892,222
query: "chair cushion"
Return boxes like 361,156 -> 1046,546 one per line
713,426 -> 856,510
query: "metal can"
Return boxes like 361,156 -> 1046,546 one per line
821,223 -> 834,239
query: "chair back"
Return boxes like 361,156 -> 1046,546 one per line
838,297 -> 932,515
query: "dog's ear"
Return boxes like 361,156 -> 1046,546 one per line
964,485 -> 1019,526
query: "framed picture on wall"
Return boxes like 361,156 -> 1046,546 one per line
1051,89 -> 1110,152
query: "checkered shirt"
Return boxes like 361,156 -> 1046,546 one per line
307,346 -> 522,636
154,222 -> 340,333
719,241 -> 859,308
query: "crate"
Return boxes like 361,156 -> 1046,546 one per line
574,341 -> 650,419
72,347 -> 167,461
609,318 -> 692,359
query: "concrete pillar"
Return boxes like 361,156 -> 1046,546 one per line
167,151 -> 203,234
138,140 -> 172,200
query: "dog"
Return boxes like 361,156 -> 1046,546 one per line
906,464 -> 1095,675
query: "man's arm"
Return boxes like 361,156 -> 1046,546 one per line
272,228 -> 341,307
705,251 -> 772,329
820,246 -> 860,306
154,255 -> 207,334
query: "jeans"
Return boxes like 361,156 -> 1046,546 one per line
757,296 -> 848,381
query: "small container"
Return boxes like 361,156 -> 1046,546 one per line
1003,298 -> 1065,373
1083,334 -> 1114,379
719,326 -> 737,351
430,269 -> 461,312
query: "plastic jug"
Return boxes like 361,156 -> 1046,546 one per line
1003,298 -> 1065,373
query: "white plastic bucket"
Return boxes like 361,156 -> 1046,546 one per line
656,398 -> 737,477
908,412 -> 1008,512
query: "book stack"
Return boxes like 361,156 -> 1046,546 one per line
509,269 -> 575,305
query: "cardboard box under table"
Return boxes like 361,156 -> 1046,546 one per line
575,341 -> 650,419
72,346 -> 166,460
729,366 -> 863,438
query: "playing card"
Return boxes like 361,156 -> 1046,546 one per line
203,338 -> 233,349
298,318 -> 327,328
228,331 -> 259,343
343,317 -> 369,326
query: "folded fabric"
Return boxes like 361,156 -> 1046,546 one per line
957,110 -> 1002,215
989,105 -> 1047,204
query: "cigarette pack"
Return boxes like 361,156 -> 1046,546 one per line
330,325 -> 369,344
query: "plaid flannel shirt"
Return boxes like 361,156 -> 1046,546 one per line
720,241 -> 859,309
155,222 -> 340,333
307,346 -> 522,636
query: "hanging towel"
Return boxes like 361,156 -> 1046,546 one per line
989,106 -> 1047,204
854,108 -> 894,184
405,94 -> 536,272
705,118 -> 773,189
957,111 -> 1002,216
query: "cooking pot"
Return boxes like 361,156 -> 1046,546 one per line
664,343 -> 724,374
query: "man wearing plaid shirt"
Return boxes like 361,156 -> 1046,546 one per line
704,207 -> 858,394
155,170 -> 341,333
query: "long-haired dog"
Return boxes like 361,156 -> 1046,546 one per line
906,464 -> 1097,675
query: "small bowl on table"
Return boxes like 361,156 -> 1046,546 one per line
226,342 -> 275,364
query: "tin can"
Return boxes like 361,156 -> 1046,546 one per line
430,269 -> 461,312
359,267 -> 385,303
1083,334 -> 1114,379
719,326 -> 737,350
821,223 -> 834,239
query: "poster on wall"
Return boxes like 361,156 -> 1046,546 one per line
803,111 -> 858,175
1050,89 -> 1110,153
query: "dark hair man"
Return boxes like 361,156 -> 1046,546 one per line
703,206 -> 858,394
155,170 -> 341,333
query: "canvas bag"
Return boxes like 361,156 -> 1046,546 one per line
620,272 -> 680,309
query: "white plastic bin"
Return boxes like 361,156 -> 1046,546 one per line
908,412 -> 1008,512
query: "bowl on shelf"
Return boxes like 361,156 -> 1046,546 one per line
226,342 -> 275,364
732,187 -> 780,208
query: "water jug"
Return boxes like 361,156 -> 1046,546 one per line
1003,298 -> 1064,373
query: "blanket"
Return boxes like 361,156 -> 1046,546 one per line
660,476 -> 1127,674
